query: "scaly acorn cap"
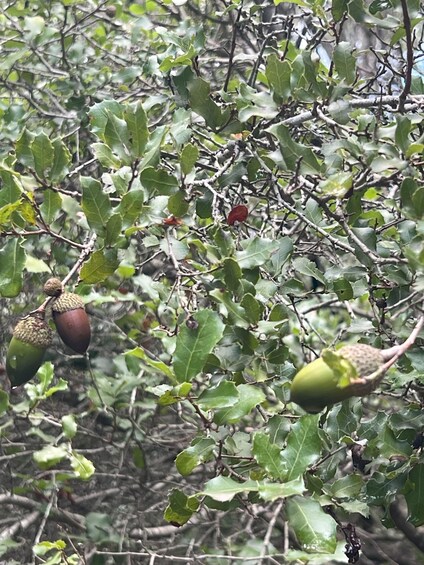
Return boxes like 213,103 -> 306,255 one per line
13,316 -> 53,348
290,344 -> 385,414
52,292 -> 91,354
6,316 -> 52,387
338,344 -> 384,378
44,277 -> 63,297
52,292 -> 84,313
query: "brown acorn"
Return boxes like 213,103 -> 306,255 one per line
52,292 -> 91,354
6,315 -> 52,386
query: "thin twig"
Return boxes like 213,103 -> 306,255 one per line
93,551 -> 290,561
223,5 -> 244,92
259,500 -> 284,563
32,490 -> 56,547
398,0 -> 414,111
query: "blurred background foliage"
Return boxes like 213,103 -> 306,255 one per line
0,0 -> 423,563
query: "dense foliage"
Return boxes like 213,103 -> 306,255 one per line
0,0 -> 423,563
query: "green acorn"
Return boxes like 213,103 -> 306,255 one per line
6,316 -> 52,387
52,292 -> 91,354
290,344 -> 385,414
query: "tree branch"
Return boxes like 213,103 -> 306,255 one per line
281,95 -> 424,127
0,511 -> 40,543
0,494 -> 85,530
389,498 -> 424,553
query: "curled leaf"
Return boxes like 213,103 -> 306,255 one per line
163,215 -> 183,226
227,205 -> 248,226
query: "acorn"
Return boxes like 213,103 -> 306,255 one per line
52,292 -> 91,354
6,315 -> 52,387
44,277 -> 63,297
290,344 -> 385,414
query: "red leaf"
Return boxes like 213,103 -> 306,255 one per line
227,204 -> 248,226
163,215 -> 183,226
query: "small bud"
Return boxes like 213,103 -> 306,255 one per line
44,277 -> 63,297
186,317 -> 199,330
105,5 -> 116,17
375,298 -> 387,309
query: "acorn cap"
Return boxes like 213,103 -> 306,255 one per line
52,292 -> 85,313
338,344 -> 384,376
13,316 -> 53,348
44,277 -> 63,297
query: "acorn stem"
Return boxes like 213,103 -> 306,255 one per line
380,345 -> 402,361
23,310 -> 48,323
379,314 -> 424,364
31,296 -> 56,316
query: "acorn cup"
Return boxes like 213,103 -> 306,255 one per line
52,292 -> 91,354
6,315 -> 53,387
290,344 -> 385,414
